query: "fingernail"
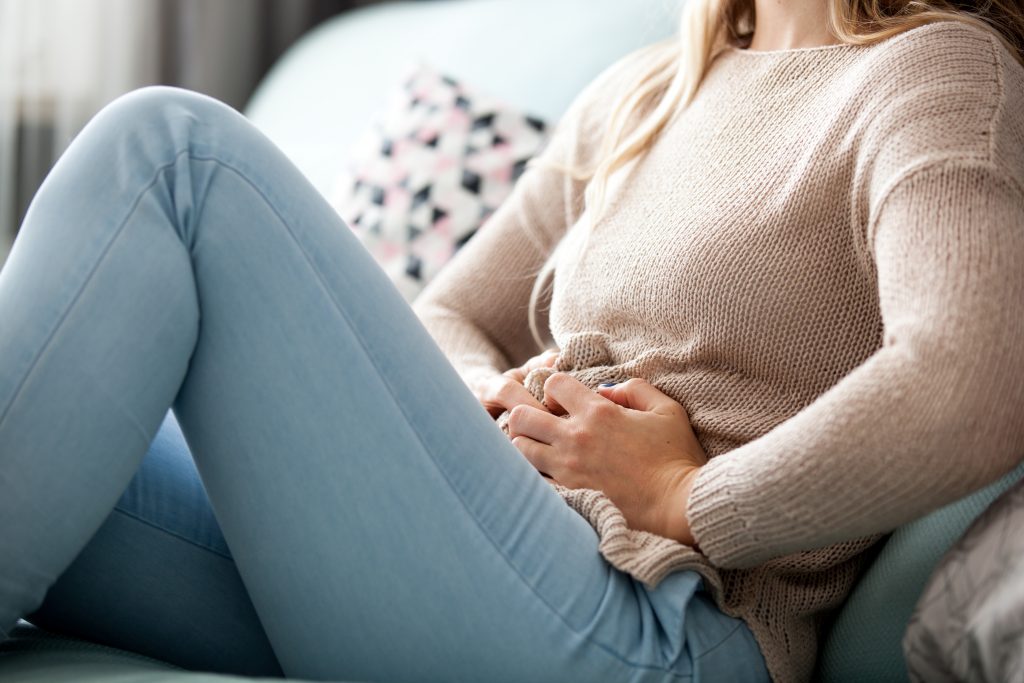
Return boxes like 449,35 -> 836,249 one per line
598,382 -> 617,388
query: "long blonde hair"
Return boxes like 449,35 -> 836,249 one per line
525,0 -> 1024,350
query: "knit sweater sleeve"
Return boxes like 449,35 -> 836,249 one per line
412,44 -> 670,390
687,44 -> 1024,569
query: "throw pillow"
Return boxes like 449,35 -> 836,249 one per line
329,63 -> 551,301
904,474 -> 1024,683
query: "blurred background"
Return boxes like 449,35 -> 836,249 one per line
0,0 -> 678,272
0,0 -> 380,263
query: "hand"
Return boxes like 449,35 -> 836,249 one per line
472,348 -> 560,419
507,374 -> 707,545
503,347 -> 560,385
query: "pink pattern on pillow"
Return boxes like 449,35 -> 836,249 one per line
329,63 -> 551,302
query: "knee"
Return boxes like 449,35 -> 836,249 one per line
86,86 -> 241,156
103,86 -> 230,124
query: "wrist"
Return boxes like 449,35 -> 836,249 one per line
664,464 -> 701,546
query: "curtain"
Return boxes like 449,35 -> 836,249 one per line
0,0 -> 363,261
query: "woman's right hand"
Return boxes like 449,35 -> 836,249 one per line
474,348 -> 559,419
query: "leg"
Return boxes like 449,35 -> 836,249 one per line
27,411 -> 282,676
0,87 -> 768,682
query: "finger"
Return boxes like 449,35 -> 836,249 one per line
506,404 -> 565,444
483,376 -> 548,415
521,348 -> 560,374
502,366 -> 526,384
536,348 -> 560,369
596,377 -> 682,415
542,372 -> 598,416
511,435 -> 556,476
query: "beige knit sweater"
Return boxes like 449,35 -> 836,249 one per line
412,21 -> 1024,683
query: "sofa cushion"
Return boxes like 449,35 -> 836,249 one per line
0,623 -> 325,683
817,461 -> 1024,682
0,623 -> 213,682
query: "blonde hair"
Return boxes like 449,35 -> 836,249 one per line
525,0 -> 1024,350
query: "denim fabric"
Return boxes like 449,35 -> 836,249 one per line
0,86 -> 769,683
27,411 -> 283,676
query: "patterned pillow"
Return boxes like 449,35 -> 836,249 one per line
328,63 -> 551,301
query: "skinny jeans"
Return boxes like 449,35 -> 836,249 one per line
0,87 -> 770,683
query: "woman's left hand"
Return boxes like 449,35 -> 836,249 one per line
506,373 -> 707,546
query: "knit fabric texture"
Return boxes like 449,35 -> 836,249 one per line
413,21 -> 1024,683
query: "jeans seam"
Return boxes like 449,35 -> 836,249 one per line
690,621 -> 746,663
0,150 -> 192,442
194,154 -> 692,679
111,507 -> 233,561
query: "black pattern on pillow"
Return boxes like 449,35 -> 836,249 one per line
329,63 -> 550,301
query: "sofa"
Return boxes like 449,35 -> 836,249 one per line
2,1 -> 1020,681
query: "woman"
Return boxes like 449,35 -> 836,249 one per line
1,0 -> 1022,680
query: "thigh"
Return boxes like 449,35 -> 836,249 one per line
27,411 -> 282,677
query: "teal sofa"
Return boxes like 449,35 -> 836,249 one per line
3,1 -> 1020,680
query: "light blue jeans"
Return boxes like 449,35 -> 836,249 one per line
0,87 -> 770,683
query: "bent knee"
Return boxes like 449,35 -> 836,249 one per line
60,86 -> 254,191
105,86 -> 231,123
85,86 -> 240,152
